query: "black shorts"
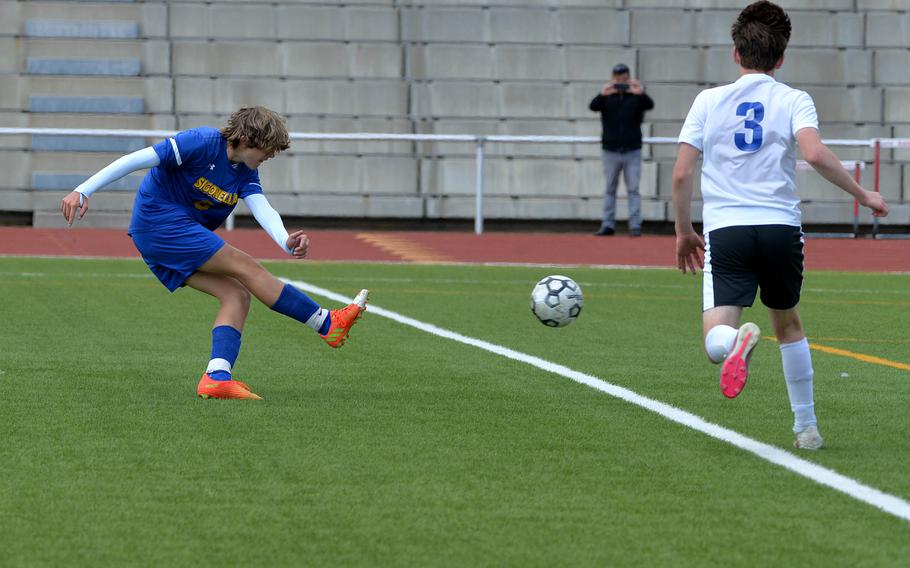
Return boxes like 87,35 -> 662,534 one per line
703,225 -> 804,311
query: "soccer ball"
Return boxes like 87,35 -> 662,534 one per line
530,275 -> 584,328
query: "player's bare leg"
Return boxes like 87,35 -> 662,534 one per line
186,271 -> 260,400
196,244 -> 285,306
197,243 -> 368,349
187,271 -> 251,331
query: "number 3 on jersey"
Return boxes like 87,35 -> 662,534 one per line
734,102 -> 764,151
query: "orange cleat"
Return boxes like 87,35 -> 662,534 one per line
320,289 -> 369,349
197,374 -> 262,400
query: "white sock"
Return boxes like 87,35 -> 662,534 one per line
305,308 -> 329,332
780,338 -> 817,433
206,358 -> 231,374
705,325 -> 738,363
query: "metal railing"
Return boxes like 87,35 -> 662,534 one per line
0,127 -> 895,234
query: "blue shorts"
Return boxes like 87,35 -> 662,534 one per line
130,223 -> 225,292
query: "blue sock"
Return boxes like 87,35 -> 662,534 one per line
209,370 -> 232,381
271,283 -> 330,332
207,325 -> 242,381
319,313 -> 332,335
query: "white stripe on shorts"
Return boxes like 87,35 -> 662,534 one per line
702,232 -> 714,311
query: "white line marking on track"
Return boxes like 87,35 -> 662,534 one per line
283,277 -> 910,524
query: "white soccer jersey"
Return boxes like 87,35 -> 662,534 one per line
678,73 -> 819,233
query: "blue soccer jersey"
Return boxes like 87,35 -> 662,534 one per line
129,127 -> 263,233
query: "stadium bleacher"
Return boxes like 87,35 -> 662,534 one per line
1,0 -> 909,228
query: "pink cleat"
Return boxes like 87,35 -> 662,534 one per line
720,322 -> 761,399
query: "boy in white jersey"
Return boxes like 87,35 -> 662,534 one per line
671,1 -> 888,449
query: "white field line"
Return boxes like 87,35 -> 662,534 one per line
282,276 -> 910,524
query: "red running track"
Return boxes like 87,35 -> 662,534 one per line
0,227 -> 909,272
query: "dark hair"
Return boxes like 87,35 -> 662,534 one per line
731,1 -> 791,72
221,106 -> 290,153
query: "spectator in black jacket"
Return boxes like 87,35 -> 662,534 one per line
589,63 -> 654,236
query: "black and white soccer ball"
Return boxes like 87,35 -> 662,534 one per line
530,275 -> 584,328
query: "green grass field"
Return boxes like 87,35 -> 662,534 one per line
2,256 -> 910,566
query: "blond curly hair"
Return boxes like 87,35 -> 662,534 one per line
220,106 -> 290,153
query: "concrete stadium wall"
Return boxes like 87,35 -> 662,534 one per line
1,0 -> 910,229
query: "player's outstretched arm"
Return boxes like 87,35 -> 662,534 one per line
672,143 -> 705,275
61,146 -> 161,226
243,193 -> 309,258
796,128 -> 889,218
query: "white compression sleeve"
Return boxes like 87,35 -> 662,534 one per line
244,193 -> 292,255
705,324 -> 738,363
75,146 -> 160,197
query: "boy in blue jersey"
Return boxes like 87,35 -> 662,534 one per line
671,2 -> 887,449
60,106 -> 368,400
